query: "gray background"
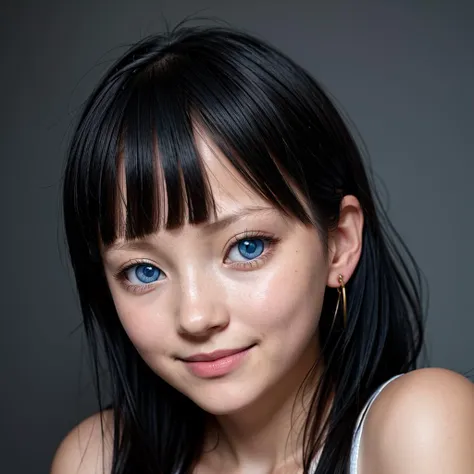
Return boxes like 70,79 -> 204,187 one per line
1,0 -> 473,472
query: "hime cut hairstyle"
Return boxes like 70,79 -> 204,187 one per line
63,24 -> 425,474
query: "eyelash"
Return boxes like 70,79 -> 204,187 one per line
113,231 -> 280,294
224,231 -> 279,269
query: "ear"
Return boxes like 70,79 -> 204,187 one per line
327,195 -> 364,288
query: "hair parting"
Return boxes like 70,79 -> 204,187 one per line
63,22 -> 425,474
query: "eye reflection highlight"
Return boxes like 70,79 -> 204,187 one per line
125,264 -> 162,285
229,239 -> 265,261
115,232 -> 281,293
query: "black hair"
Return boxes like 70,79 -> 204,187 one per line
62,23 -> 425,474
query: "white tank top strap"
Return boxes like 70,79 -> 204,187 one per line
349,374 -> 404,474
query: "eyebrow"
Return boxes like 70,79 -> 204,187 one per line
104,206 -> 276,254
202,206 -> 275,233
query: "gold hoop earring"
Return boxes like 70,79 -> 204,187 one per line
333,274 -> 347,328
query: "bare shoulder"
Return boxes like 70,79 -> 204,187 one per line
50,410 -> 114,474
359,368 -> 474,474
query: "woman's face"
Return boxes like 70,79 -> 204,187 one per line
102,135 -> 331,415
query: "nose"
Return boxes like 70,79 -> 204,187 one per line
175,270 -> 229,338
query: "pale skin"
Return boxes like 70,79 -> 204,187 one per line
52,134 -> 474,474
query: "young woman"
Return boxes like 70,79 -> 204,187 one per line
52,24 -> 474,474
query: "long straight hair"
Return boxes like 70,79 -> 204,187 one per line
62,23 -> 425,474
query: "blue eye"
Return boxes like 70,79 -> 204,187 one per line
125,264 -> 162,285
228,238 -> 265,262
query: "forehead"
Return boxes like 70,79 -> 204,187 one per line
116,130 -> 271,221
195,132 -> 269,213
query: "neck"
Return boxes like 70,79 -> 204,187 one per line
203,341 -> 325,473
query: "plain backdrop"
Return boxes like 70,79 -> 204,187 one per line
1,0 -> 473,472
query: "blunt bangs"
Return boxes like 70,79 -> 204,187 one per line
62,26 -> 426,474
65,28 -> 341,258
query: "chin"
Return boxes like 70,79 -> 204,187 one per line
188,384 -> 263,416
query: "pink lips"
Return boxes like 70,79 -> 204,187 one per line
182,346 -> 254,378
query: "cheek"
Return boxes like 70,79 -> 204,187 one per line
107,284 -> 171,355
234,247 -> 328,335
